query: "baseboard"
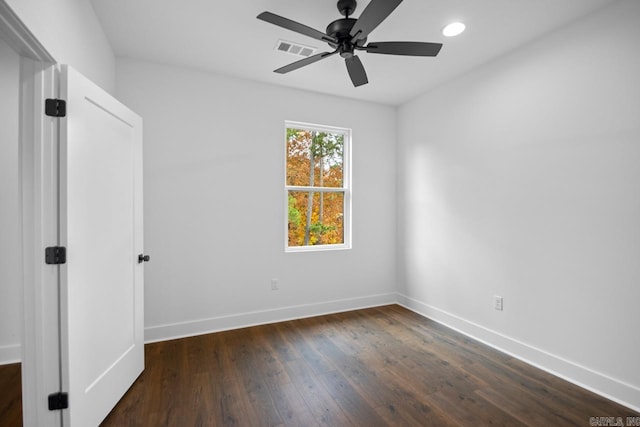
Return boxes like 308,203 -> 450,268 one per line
396,293 -> 640,413
144,293 -> 397,344
0,344 -> 21,365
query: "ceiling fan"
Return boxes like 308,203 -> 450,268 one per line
257,0 -> 443,87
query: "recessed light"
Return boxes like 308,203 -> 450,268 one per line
442,22 -> 466,37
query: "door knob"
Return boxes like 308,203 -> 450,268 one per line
138,254 -> 150,263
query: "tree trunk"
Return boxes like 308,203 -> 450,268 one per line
303,152 -> 315,246
318,155 -> 324,244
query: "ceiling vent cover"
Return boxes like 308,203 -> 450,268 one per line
275,39 -> 316,58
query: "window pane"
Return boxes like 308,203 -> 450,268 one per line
286,128 -> 344,187
288,191 -> 344,246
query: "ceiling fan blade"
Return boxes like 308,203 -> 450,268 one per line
274,51 -> 337,74
366,41 -> 443,56
345,56 -> 368,87
257,12 -> 338,44
349,0 -> 403,42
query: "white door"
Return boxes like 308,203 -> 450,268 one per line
58,65 -> 144,426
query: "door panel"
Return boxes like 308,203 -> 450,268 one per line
59,65 -> 144,426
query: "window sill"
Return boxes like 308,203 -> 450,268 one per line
285,243 -> 351,253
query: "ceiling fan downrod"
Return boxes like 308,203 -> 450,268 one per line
337,0 -> 357,18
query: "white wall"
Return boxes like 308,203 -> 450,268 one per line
0,36 -> 21,364
397,0 -> 640,410
116,59 -> 397,341
4,0 -> 115,93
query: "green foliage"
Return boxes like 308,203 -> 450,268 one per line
288,195 -> 301,227
310,131 -> 343,163
309,222 -> 336,238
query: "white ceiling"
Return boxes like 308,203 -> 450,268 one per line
90,0 -> 616,106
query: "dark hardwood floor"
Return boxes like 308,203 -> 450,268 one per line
1,305 -> 637,426
0,363 -> 21,427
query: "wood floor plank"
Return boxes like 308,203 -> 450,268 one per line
273,320 -> 335,375
427,386 -> 529,426
374,398 -> 457,427
3,305 -> 637,426
303,325 -> 401,409
247,326 -> 293,390
316,369 -> 387,427
266,379 -> 319,427
261,323 -> 303,363
475,384 -> 584,425
218,329 -> 271,426
283,358 -> 355,426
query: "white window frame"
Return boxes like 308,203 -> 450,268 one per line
284,121 -> 352,252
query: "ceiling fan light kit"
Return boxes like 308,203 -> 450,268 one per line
257,0 -> 443,88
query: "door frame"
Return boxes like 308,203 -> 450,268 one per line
0,2 -> 60,426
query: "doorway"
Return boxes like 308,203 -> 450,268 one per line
1,5 -> 146,423
0,16 -> 58,427
0,31 -> 22,426
1,2 -> 61,424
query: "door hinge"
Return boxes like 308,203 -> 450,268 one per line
45,246 -> 66,265
45,98 -> 66,117
48,392 -> 68,410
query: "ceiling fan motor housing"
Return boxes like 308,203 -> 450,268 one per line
326,18 -> 356,41
326,18 -> 365,57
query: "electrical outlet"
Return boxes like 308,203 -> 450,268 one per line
494,295 -> 503,311
270,278 -> 279,291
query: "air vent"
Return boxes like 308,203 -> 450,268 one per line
275,39 -> 317,58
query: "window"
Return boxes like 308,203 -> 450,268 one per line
285,121 -> 351,251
